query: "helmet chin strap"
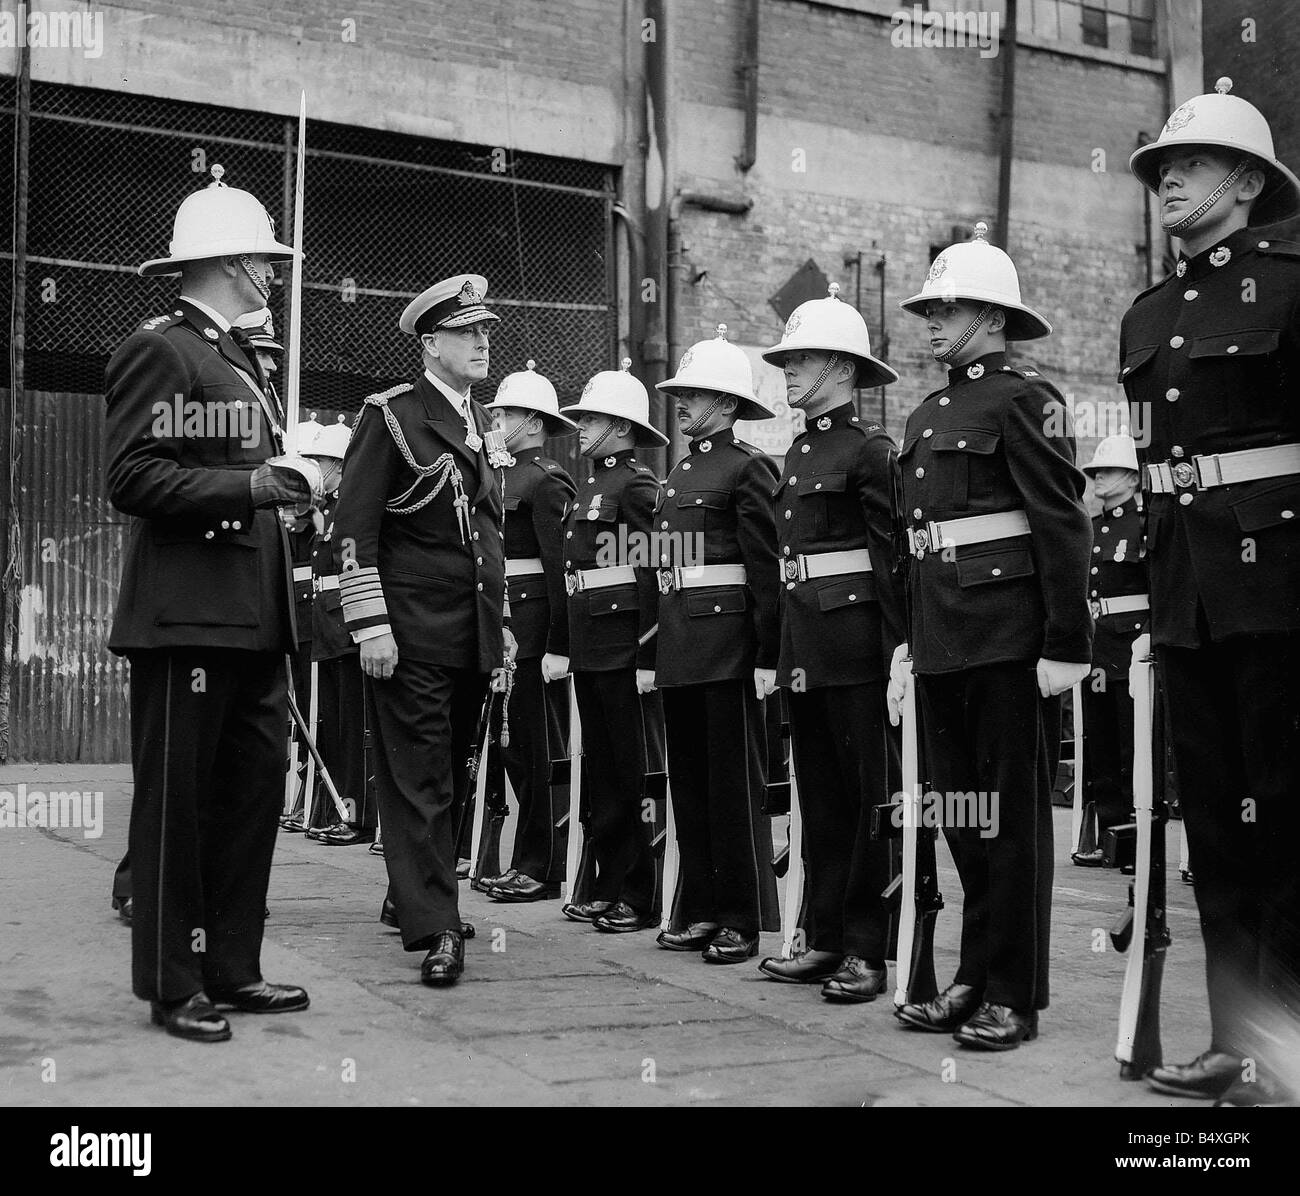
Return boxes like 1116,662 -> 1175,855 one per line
583,419 -> 617,457
238,255 -> 271,301
1163,159 -> 1250,236
787,352 -> 841,409
499,412 -> 535,445
936,303 -> 995,363
683,394 -> 727,438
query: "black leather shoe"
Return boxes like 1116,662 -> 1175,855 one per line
304,825 -> 327,840
821,957 -> 888,1003
562,899 -> 614,923
953,1002 -> 1038,1050
379,897 -> 474,939
758,949 -> 844,984
111,896 -> 132,924
1071,848 -> 1105,867
368,839 -> 384,857
316,821 -> 366,846
702,927 -> 758,964
896,983 -> 983,1032
592,902 -> 653,933
1146,1051 -> 1241,1099
420,931 -> 464,986
656,922 -> 720,951
150,993 -> 231,1042
279,814 -> 305,832
472,867 -> 516,893
1214,1077 -> 1289,1107
455,858 -> 472,879
489,873 -> 561,903
208,980 -> 310,1014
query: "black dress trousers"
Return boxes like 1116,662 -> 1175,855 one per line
572,668 -> 656,912
917,661 -> 1053,1012
366,661 -> 487,949
126,648 -> 285,1003
1157,631 -> 1300,1060
788,682 -> 893,960
1082,675 -> 1134,833
504,656 -> 568,882
662,679 -> 768,934
314,654 -> 372,828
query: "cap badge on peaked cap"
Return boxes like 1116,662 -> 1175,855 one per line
458,280 -> 482,306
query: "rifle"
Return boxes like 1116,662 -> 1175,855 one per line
561,678 -> 587,903
1112,636 -> 1169,1078
285,681 -> 350,824
468,668 -> 513,889
645,769 -> 676,929
1068,680 -> 1096,855
873,662 -> 942,1007
779,734 -> 807,959
453,684 -> 502,875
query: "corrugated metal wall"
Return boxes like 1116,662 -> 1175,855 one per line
8,390 -> 130,762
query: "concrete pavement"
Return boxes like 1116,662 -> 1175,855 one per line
0,763 -> 1212,1107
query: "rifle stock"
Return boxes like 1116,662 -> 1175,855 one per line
1114,642 -> 1170,1078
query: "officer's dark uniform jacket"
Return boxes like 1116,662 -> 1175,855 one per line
649,426 -> 780,686
502,446 -> 575,660
1119,228 -> 1300,647
310,489 -> 354,662
562,448 -> 661,672
291,520 -> 315,648
105,299 -> 292,652
1089,495 -> 1149,678
331,374 -> 506,673
773,402 -> 905,686
899,351 -> 1093,673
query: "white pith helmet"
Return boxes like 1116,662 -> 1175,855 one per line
656,324 -> 774,421
762,283 -> 899,387
900,223 -> 1051,341
1082,433 -> 1139,475
295,415 -> 322,457
483,360 -> 578,433
1129,78 -> 1300,228
310,415 -> 354,462
560,358 -> 669,448
139,165 -> 297,277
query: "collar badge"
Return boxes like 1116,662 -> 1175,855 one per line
1210,246 -> 1231,267
967,363 -> 985,379
816,416 -> 831,431
604,456 -> 617,468
1175,260 -> 1187,277
699,439 -> 712,453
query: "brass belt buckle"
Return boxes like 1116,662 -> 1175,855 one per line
910,527 -> 929,560
657,569 -> 674,595
564,572 -> 578,597
1089,598 -> 1102,619
1171,461 -> 1197,489
782,558 -> 800,583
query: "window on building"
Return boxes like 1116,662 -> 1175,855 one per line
933,0 -> 1157,57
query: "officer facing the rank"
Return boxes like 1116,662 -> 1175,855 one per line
757,285 -> 907,1002
106,167 -> 320,1041
331,274 -> 514,987
551,362 -> 667,932
1121,80 -> 1300,1106
889,225 -> 1092,1050
1073,432 -> 1148,867
480,362 -> 578,902
646,324 -> 782,964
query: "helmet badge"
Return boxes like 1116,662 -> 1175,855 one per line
784,311 -> 802,337
926,253 -> 949,284
1163,102 -> 1196,135
678,347 -> 695,371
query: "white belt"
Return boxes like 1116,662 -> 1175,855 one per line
1146,443 -> 1300,494
908,509 -> 1030,558
506,557 -> 545,578
1094,593 -> 1149,616
565,565 -> 636,595
313,575 -> 339,594
658,563 -> 747,593
780,548 -> 872,584
292,565 -> 313,582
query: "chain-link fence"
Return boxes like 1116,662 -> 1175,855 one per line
3,77 -> 617,423
2,76 -> 617,760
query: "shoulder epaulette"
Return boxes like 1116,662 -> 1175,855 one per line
138,311 -> 180,333
730,438 -> 763,456
364,382 -> 415,407
1130,272 -> 1176,305
532,456 -> 559,473
1256,238 -> 1300,259
848,416 -> 885,435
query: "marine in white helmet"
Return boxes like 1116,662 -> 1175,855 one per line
755,285 -> 909,1003
1120,79 -> 1300,1107
646,325 -> 783,963
890,224 -> 1092,1050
